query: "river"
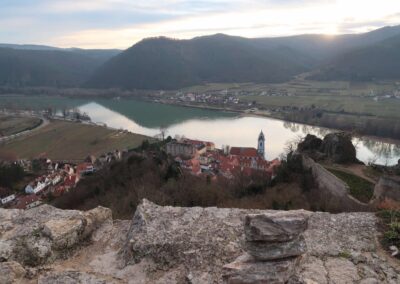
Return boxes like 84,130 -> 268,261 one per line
0,95 -> 399,165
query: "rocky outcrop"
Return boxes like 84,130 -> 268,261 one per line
321,132 -> 358,164
297,132 -> 358,164
0,204 -> 112,266
301,154 -> 372,212
1,200 -> 399,283
371,175 -> 400,209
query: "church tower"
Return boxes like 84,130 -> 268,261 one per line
257,130 -> 265,158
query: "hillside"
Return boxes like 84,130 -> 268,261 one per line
86,25 -> 400,89
0,46 -> 120,87
86,34 -> 313,90
310,34 -> 400,81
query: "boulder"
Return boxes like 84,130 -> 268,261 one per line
320,132 -> 357,164
245,235 -> 307,260
244,211 -> 310,242
0,261 -> 26,284
42,218 -> 85,250
297,134 -> 323,152
0,204 -> 111,266
371,175 -> 400,210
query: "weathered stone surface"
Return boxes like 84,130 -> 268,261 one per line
0,204 -> 111,266
297,256 -> 328,284
244,211 -> 310,242
38,271 -> 108,284
43,218 -> 85,249
325,257 -> 360,284
0,261 -> 26,284
82,206 -> 112,238
223,253 -> 299,284
301,154 -> 372,212
0,199 -> 399,283
245,235 -> 307,260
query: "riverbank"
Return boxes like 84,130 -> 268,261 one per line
140,98 -> 400,147
0,119 -> 150,160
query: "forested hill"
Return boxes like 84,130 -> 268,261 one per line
85,34 -> 314,90
2,25 -> 400,89
85,25 -> 400,89
309,34 -> 400,81
0,46 -> 120,87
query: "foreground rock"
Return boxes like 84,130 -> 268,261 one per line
224,212 -> 309,283
0,204 -> 112,266
0,200 -> 399,283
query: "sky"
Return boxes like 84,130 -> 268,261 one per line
1,0 -> 400,49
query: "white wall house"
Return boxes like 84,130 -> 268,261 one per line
1,194 -> 15,205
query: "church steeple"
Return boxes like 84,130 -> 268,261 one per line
257,130 -> 265,158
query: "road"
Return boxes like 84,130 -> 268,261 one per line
0,116 -> 49,143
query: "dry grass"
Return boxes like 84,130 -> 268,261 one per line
0,115 -> 42,136
0,120 -> 149,160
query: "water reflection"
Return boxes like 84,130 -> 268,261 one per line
0,96 -> 399,166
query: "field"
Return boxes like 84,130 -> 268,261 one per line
0,115 -> 42,136
184,79 -> 400,119
0,120 -> 150,160
327,168 -> 374,203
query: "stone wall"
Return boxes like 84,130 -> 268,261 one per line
301,154 -> 372,212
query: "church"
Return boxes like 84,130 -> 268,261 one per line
229,130 -> 266,160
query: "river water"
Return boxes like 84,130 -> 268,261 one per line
1,95 -> 399,165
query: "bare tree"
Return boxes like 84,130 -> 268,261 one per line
159,125 -> 168,141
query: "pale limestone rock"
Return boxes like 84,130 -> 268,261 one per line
82,206 -> 113,238
42,218 -> 84,249
244,211 -> 310,242
298,256 -> 328,284
0,204 -> 112,266
325,257 -> 360,284
0,261 -> 26,284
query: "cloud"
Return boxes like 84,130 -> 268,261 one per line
1,0 -> 399,48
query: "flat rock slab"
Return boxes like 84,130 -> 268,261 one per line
244,211 -> 310,242
223,253 -> 299,284
245,235 -> 307,261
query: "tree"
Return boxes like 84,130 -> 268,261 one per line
159,125 -> 168,141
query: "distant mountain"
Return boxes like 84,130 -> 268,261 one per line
0,45 -> 121,87
310,34 -> 400,81
86,25 -> 400,89
86,34 -> 315,90
2,25 -> 400,89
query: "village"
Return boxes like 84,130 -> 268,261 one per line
0,149 -> 123,210
0,130 -> 281,211
166,131 -> 281,180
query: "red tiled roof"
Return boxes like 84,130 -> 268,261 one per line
229,147 -> 259,158
15,195 -> 41,209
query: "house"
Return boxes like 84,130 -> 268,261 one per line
76,163 -> 95,176
1,194 -> 16,205
166,142 -> 196,158
25,184 -> 34,194
15,195 -> 42,210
